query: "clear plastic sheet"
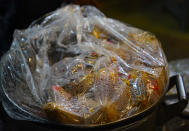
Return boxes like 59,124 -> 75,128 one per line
0,5 -> 168,125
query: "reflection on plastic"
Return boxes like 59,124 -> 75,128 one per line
0,5 -> 168,125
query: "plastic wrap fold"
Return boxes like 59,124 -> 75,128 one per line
0,5 -> 168,125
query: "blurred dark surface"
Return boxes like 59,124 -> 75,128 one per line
0,0 -> 189,131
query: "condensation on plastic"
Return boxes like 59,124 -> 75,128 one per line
0,5 -> 168,125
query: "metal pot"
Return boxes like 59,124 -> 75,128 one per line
2,74 -> 187,131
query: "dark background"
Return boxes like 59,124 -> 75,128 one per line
0,0 -> 63,57
0,0 -> 189,131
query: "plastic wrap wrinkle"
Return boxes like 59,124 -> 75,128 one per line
0,5 -> 168,125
